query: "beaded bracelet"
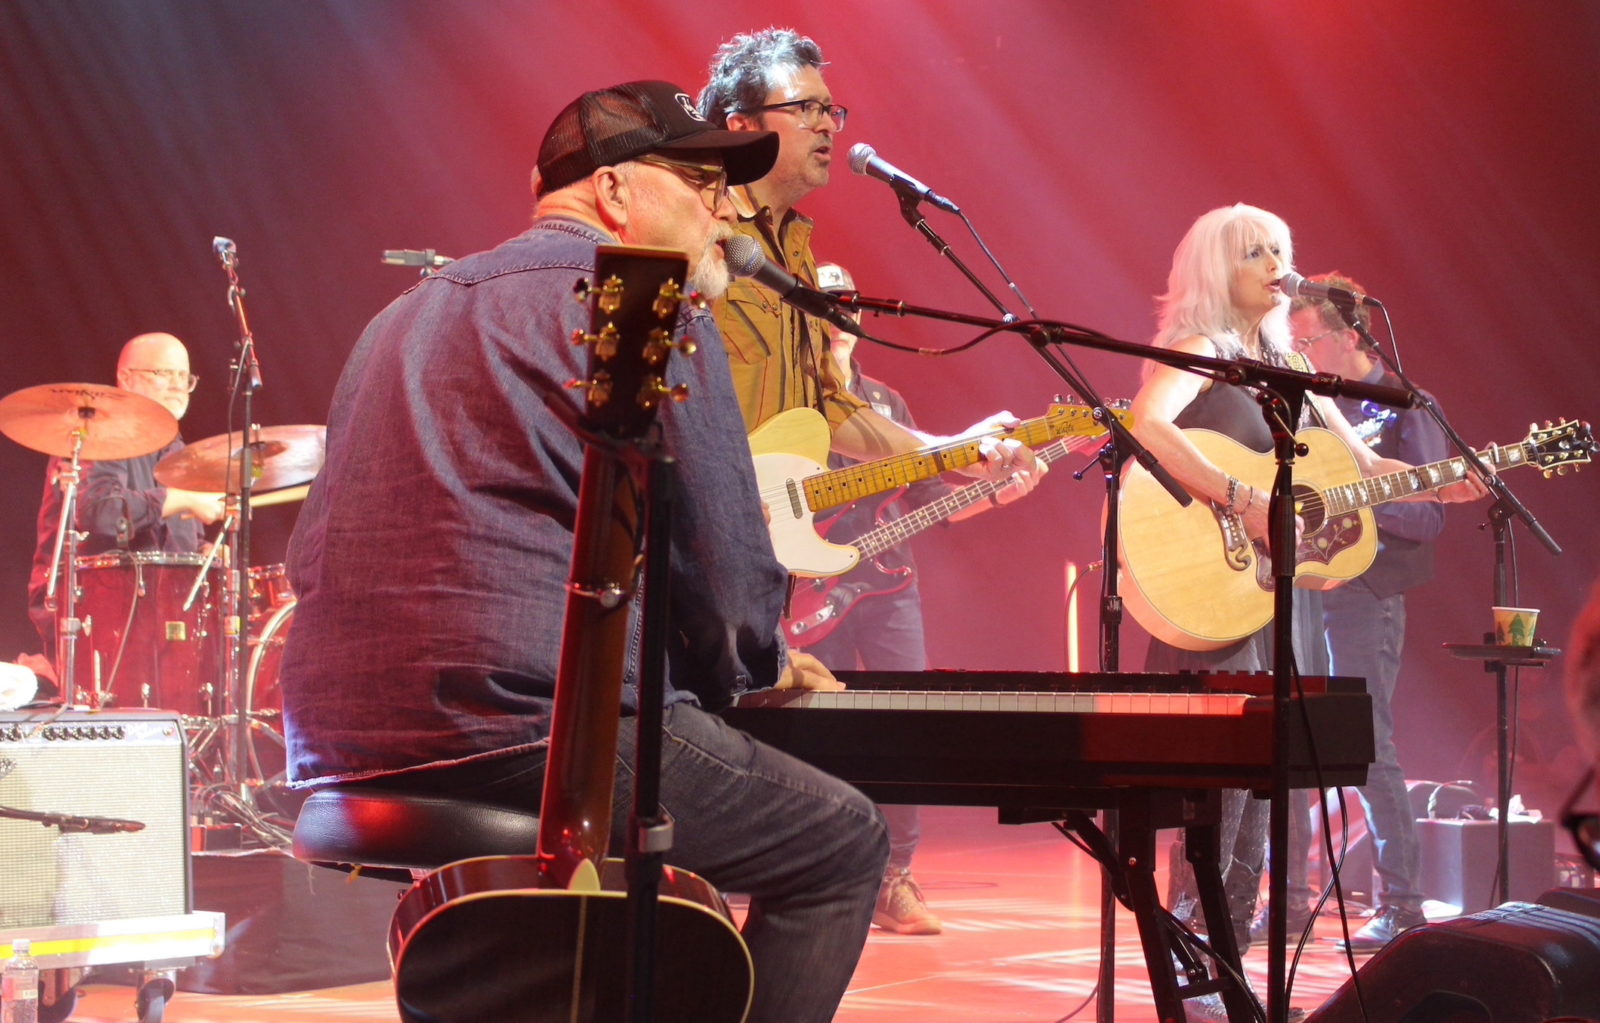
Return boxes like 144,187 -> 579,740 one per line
1224,475 -> 1241,512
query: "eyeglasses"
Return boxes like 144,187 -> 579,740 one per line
127,367 -> 199,392
1293,329 -> 1340,349
1561,766 -> 1600,872
749,99 -> 848,131
635,155 -> 729,212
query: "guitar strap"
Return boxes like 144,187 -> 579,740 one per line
1283,350 -> 1329,429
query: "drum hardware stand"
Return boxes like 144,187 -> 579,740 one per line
43,425 -> 92,704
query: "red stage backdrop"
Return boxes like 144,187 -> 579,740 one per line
2,0 -> 1596,812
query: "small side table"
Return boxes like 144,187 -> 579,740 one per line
1445,639 -> 1560,905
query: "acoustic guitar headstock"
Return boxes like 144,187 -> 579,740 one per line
570,245 -> 699,438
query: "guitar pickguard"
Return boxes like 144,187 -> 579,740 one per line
1299,512 -> 1365,568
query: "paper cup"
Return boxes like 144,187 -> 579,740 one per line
1492,606 -> 1539,647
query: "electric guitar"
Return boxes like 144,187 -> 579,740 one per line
752,403 -> 1128,577
389,247 -> 753,1023
785,402 -> 1132,647
1117,419 -> 1595,652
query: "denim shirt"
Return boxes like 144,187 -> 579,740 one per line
280,218 -> 789,787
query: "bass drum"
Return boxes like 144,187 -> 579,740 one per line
243,598 -> 301,815
65,550 -> 221,716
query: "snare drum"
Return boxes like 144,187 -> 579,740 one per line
246,563 -> 295,621
65,550 -> 222,716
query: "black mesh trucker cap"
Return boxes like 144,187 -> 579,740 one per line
537,80 -> 779,195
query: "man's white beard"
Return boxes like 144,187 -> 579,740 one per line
689,242 -> 729,300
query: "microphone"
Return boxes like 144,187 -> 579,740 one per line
382,249 -> 454,269
848,143 -> 960,214
56,814 -> 147,835
723,236 -> 863,336
212,236 -> 237,270
1277,271 -> 1383,309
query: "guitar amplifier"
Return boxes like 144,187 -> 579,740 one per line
0,709 -> 192,930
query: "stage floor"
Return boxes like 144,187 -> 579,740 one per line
62,806 -> 1427,1022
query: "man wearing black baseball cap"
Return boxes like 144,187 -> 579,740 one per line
280,80 -> 888,1023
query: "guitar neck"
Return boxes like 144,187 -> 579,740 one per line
1321,440 -> 1530,515
854,435 -> 1088,558
804,407 -> 1105,514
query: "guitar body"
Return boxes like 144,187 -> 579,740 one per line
749,407 -> 860,577
785,492 -> 915,646
1118,427 -> 1376,651
390,856 -> 753,1023
752,403 -> 1130,577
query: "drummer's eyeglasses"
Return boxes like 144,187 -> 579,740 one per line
748,99 -> 848,131
634,155 -> 729,212
1562,766 -> 1600,872
127,368 -> 199,392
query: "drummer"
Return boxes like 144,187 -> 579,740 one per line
25,332 -> 225,684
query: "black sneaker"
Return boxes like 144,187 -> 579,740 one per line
1337,904 -> 1427,952
1247,902 -> 1315,944
1186,991 -> 1307,1023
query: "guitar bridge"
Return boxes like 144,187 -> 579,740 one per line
1213,502 -> 1253,572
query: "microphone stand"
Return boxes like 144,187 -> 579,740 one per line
834,290 -> 1415,1023
212,239 -> 269,839
889,188 -> 1158,1023
894,190 -> 1017,321
626,448 -> 675,1023
1331,300 -> 1563,904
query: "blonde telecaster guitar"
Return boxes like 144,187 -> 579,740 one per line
1118,419 -> 1594,651
751,403 -> 1127,577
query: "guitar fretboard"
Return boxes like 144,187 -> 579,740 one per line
855,435 -> 1085,558
1321,441 -> 1528,515
803,407 -> 1112,513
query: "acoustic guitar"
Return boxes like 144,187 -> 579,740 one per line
752,403 -> 1127,577
388,247 -> 753,1023
1117,418 -> 1594,651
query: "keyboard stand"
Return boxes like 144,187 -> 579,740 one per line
1021,788 -> 1256,1023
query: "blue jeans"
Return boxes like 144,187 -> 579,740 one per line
370,702 -> 889,1023
1286,587 -> 1423,909
806,583 -> 927,873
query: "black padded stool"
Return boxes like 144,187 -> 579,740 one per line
291,787 -> 541,884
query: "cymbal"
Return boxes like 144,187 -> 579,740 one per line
0,382 -> 179,461
155,425 -> 327,493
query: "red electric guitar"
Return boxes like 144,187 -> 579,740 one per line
784,402 -> 1131,647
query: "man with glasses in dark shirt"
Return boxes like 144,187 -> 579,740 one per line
26,332 -> 224,681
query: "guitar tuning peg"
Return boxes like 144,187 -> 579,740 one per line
566,373 -> 614,407
638,378 -> 690,409
686,290 -> 709,311
572,324 -> 621,359
643,327 -> 697,366
653,281 -> 686,320
573,278 -> 591,303
597,274 -> 624,315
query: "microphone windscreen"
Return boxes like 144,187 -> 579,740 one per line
1275,271 -> 1307,298
847,142 -> 875,175
723,235 -> 764,278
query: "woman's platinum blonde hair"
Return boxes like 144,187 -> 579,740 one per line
1149,203 -> 1295,367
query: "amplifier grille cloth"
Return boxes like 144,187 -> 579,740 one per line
0,712 -> 190,930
